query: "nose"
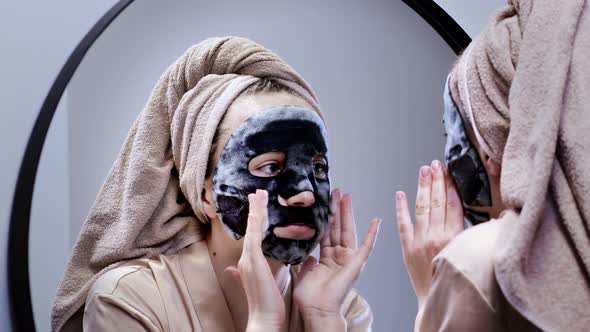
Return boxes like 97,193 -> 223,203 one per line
278,191 -> 315,207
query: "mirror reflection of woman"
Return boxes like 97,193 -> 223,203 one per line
51,37 -> 380,332
396,0 -> 590,331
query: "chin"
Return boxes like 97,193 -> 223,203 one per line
262,237 -> 317,265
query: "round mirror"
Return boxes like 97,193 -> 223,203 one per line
11,1 -> 469,330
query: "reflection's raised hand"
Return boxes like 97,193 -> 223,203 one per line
395,160 -> 464,309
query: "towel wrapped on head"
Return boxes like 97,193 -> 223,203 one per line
51,36 -> 323,332
448,0 -> 590,330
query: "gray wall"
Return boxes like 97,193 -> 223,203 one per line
435,0 -> 507,37
0,1 -> 117,331
1,1 -> 504,331
29,94 -> 71,332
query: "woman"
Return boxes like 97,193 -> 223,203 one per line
51,37 -> 379,331
396,0 -> 590,331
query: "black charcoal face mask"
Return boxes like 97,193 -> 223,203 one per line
212,106 -> 330,265
443,77 -> 492,226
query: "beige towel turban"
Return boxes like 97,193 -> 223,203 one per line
449,1 -> 590,330
51,36 -> 322,332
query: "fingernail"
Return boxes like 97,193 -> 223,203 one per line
396,191 -> 404,201
432,160 -> 441,172
420,166 -> 430,178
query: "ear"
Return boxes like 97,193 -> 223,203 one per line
484,155 -> 502,177
201,179 -> 217,221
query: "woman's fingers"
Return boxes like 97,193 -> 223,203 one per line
414,166 -> 432,237
396,191 -> 414,256
351,218 -> 381,271
329,189 -> 342,246
428,160 -> 446,234
240,190 -> 287,327
444,170 -> 464,235
340,194 -> 357,249
359,218 -> 381,259
321,189 -> 340,248
245,190 -> 268,253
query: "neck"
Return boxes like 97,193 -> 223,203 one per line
206,218 -> 291,330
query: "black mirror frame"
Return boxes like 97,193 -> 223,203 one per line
7,1 -> 470,330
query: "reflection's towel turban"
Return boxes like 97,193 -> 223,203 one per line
449,0 -> 590,330
51,37 -> 322,332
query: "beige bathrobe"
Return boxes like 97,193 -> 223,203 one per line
83,240 -> 372,332
416,218 -> 544,332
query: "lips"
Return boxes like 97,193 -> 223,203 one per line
273,223 -> 316,240
267,205 -> 318,237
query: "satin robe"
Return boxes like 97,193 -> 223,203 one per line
83,241 -> 372,331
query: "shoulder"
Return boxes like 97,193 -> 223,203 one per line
433,219 -> 505,308
87,261 -> 157,300
435,219 -> 503,276
84,259 -> 170,330
88,243 -> 196,300
86,245 -> 194,304
416,221 -> 509,331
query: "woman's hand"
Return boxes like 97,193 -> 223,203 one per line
395,160 -> 464,309
293,189 -> 380,330
225,190 -> 285,332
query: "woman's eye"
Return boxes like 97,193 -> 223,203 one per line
256,161 -> 283,177
248,151 -> 286,177
313,161 -> 328,180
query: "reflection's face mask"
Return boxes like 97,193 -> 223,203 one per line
443,78 -> 492,226
212,106 -> 331,265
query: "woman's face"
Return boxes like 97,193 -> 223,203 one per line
462,132 -> 505,219
443,83 -> 505,222
203,91 -> 331,265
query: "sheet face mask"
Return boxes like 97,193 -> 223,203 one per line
212,106 -> 330,265
443,78 -> 492,226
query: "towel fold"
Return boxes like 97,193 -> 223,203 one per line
51,36 -> 321,332
449,0 -> 590,330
